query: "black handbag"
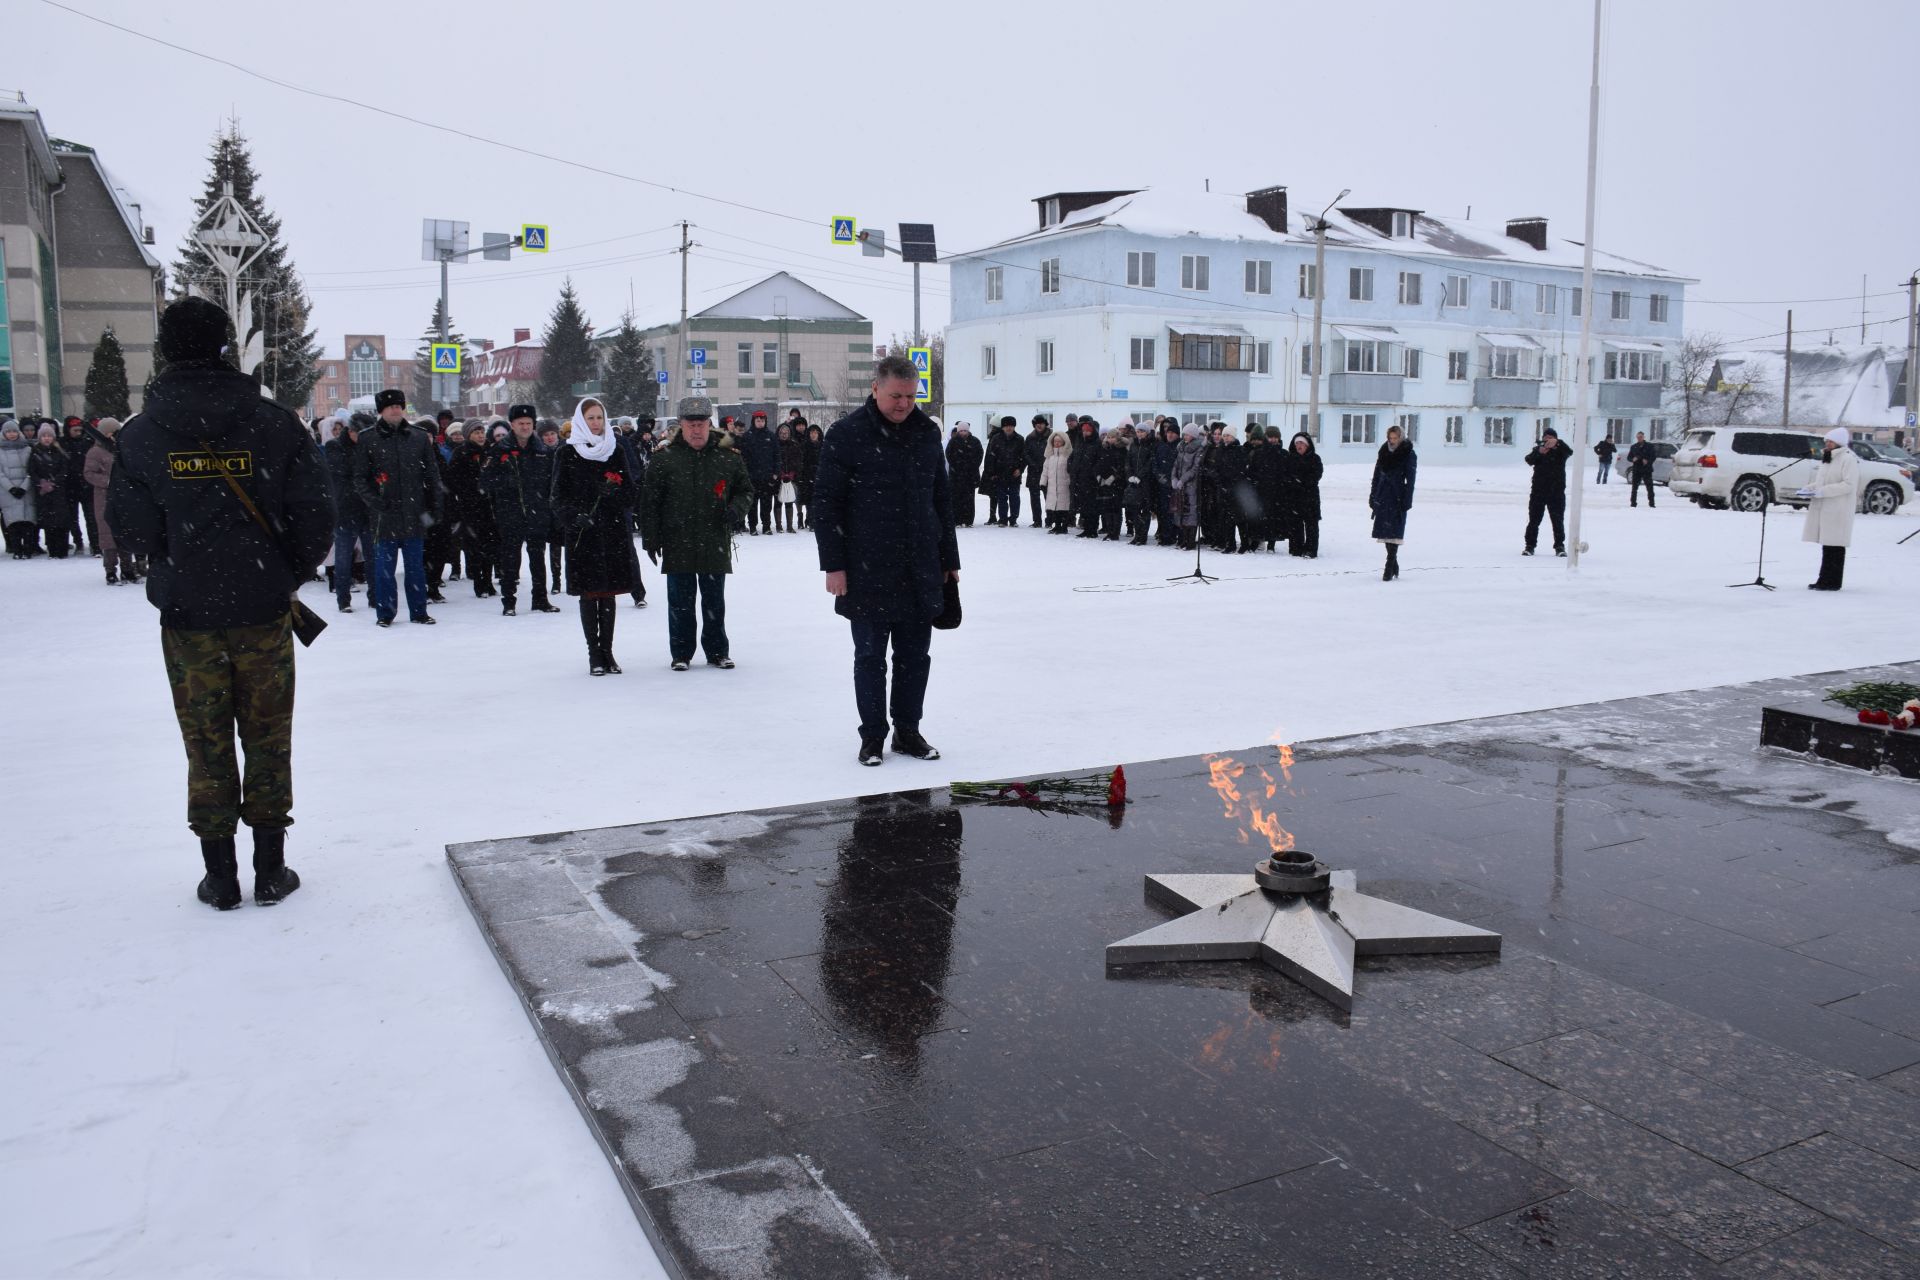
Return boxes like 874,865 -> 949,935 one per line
932,577 -> 962,630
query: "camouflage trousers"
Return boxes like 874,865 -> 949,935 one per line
160,614 -> 297,838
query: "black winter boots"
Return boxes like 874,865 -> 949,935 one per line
1383,544 -> 1400,582
253,828 -> 301,905
197,837 -> 243,910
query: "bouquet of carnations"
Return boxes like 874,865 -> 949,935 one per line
951,766 -> 1127,808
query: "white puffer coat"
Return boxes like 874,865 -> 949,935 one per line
0,436 -> 37,525
1800,445 -> 1858,548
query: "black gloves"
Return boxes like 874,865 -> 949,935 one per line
646,548 -> 659,566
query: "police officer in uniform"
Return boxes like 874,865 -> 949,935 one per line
108,297 -> 335,910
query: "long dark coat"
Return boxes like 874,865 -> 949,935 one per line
812,398 -> 959,623
486,434 -> 557,543
982,429 -> 1024,486
1066,429 -> 1101,511
1023,427 -> 1051,485
1279,435 -> 1323,526
1094,437 -> 1129,514
28,444 -> 73,529
1169,437 -> 1204,528
946,432 -> 984,492
322,434 -> 367,530
552,443 -> 636,595
1124,437 -> 1157,512
1244,439 -> 1289,538
1370,440 -> 1418,542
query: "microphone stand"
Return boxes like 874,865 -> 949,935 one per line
1727,454 -> 1817,592
1167,466 -> 1216,585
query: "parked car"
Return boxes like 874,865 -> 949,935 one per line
1854,439 -> 1918,468
1612,440 -> 1677,485
1668,426 -> 1912,514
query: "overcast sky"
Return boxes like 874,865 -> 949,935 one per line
16,0 -> 1918,358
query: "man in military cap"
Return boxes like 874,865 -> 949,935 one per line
108,297 -> 335,910
637,396 -> 753,671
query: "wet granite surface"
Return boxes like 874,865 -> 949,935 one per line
450,670 -> 1920,1279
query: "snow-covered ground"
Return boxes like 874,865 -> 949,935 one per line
3,463 -> 1915,1278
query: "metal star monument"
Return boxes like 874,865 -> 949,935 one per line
1106,856 -> 1500,1011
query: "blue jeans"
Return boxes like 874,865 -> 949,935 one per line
333,526 -> 374,606
373,537 -> 428,621
850,617 -> 933,741
1596,461 -> 1611,483
666,573 -> 728,662
991,481 -> 1020,524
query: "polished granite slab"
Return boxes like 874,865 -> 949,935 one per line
451,667 -> 1920,1279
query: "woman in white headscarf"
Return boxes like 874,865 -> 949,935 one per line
551,397 -> 636,673
1800,427 -> 1859,591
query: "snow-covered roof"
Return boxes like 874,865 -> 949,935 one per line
695,271 -> 864,323
954,186 -> 1694,283
48,142 -> 161,271
1711,343 -> 1908,430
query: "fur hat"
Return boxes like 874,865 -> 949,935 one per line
374,389 -> 406,411
157,296 -> 230,363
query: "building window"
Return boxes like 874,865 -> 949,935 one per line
1649,293 -> 1669,323
1341,412 -> 1378,445
762,343 -> 778,375
1484,416 -> 1515,446
1392,211 -> 1413,238
1342,339 -> 1402,374
1298,264 -> 1318,299
1300,344 -> 1319,376
1181,255 -> 1210,291
1445,414 -> 1465,445
1447,350 -> 1469,381
1127,252 -> 1156,289
1038,339 -> 1055,374
1611,290 -> 1631,320
986,267 -> 1003,302
1535,416 -> 1554,442
981,344 -> 997,378
1396,412 -> 1420,443
1246,412 -> 1271,427
1349,268 -> 1374,301
1489,279 -> 1514,311
1169,334 -> 1257,371
787,352 -> 801,385
1253,341 -> 1271,375
737,342 -> 753,375
1398,271 -> 1422,305
1571,287 -> 1583,317
1040,258 -> 1060,294
1444,274 -> 1470,308
1129,337 -> 1155,372
1244,259 -> 1271,295
1489,347 -> 1527,379
1649,416 -> 1671,442
1299,412 -> 1322,440
1603,350 -> 1660,381
1606,416 -> 1632,443
1536,283 -> 1557,315
1404,348 -> 1423,379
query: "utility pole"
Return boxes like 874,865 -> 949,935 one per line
1781,310 -> 1793,430
1860,274 -> 1867,344
677,220 -> 690,403
1566,0 -> 1602,572
913,262 -> 922,347
1905,272 -> 1918,447
1306,188 -> 1348,441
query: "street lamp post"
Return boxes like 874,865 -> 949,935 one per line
1306,189 -> 1349,443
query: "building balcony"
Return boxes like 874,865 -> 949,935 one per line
1327,372 -> 1404,405
1598,382 -> 1662,411
1472,377 -> 1542,409
1167,368 -> 1249,402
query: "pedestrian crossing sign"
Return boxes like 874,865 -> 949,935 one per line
908,346 -> 931,373
521,224 -> 548,252
915,375 -> 931,405
431,343 -> 462,374
831,216 -> 857,246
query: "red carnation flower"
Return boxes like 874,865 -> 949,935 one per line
375,471 -> 390,486
712,481 -> 727,500
1859,709 -> 1893,726
1107,765 -> 1127,808
605,471 -> 623,485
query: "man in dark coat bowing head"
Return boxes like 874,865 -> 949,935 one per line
813,354 -> 961,767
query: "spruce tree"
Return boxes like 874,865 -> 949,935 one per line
600,311 -> 656,417
170,122 -> 323,414
535,279 -> 596,419
83,327 -> 132,419
412,299 -> 466,414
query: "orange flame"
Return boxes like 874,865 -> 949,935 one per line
1249,804 -> 1297,854
1274,741 -> 1296,785
1206,756 -> 1244,818
1206,753 -> 1298,854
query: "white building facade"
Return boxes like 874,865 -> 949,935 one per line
944,187 -> 1693,463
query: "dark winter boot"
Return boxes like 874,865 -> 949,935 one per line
581,600 -> 606,675
600,599 -> 622,674
502,595 -> 517,616
105,565 -> 119,584
196,837 -> 243,911
532,592 -> 561,614
252,828 -> 301,905
859,736 -> 886,766
1384,544 -> 1400,581
890,729 -> 941,760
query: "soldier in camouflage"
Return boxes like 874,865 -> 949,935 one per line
108,298 -> 335,910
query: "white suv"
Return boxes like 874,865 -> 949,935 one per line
1668,427 -> 1912,515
